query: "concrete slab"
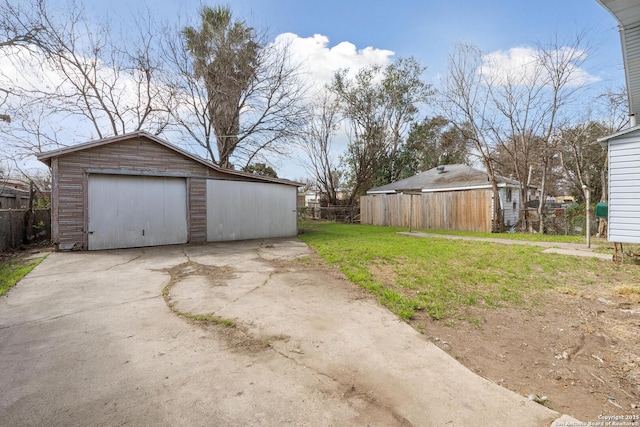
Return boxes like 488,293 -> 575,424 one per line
399,231 -> 613,260
0,239 -> 577,426
541,247 -> 613,259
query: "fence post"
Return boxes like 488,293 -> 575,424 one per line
583,185 -> 591,248
10,209 -> 15,248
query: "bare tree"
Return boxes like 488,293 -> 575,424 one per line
440,43 -> 505,231
0,0 -> 43,49
531,34 -> 592,232
441,35 -> 594,233
174,6 -> 308,169
559,87 -> 629,235
482,50 -> 548,228
0,0 -> 45,123
300,90 -> 342,205
0,0 -> 170,161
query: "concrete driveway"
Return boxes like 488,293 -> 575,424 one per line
0,239 -> 573,426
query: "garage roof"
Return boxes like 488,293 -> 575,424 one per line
36,131 -> 302,187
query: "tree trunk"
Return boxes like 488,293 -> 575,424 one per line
22,181 -> 35,243
484,160 -> 503,233
537,161 -> 548,234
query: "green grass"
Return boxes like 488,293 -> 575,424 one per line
161,275 -> 236,328
0,255 -> 46,296
186,313 -> 236,327
299,223 -> 637,323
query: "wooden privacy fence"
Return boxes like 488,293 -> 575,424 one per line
360,190 -> 493,232
0,209 -> 51,252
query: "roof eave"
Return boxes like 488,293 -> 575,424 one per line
36,131 -> 302,187
366,190 -> 397,195
597,124 -> 640,143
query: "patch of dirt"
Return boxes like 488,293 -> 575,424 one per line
163,260 -> 237,285
162,259 -> 293,354
416,287 -> 640,422
0,243 -> 52,265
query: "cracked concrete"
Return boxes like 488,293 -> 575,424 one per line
0,239 -> 577,426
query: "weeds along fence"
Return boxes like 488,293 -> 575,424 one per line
0,209 -> 51,252
543,205 -> 599,236
299,205 -> 360,223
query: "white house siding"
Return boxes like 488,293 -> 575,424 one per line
500,187 -> 521,227
608,137 -> 640,243
206,180 -> 297,242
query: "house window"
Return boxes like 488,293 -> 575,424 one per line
506,188 -> 512,203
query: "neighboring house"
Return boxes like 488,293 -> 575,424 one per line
548,195 -> 576,204
596,0 -> 640,244
0,179 -> 51,209
302,188 -> 351,207
303,188 -> 322,207
0,185 -> 30,209
299,187 -> 352,210
37,131 -> 302,250
361,164 -> 523,232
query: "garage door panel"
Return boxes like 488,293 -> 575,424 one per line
206,180 -> 297,242
88,175 -> 188,250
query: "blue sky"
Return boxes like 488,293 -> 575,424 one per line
101,0 -> 624,88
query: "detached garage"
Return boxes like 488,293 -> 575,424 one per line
37,131 -> 300,250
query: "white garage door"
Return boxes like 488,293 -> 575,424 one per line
88,175 -> 188,250
206,180 -> 297,242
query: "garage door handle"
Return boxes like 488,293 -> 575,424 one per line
142,229 -> 145,236
87,231 -> 94,235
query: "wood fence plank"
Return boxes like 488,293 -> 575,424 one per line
361,190 -> 493,232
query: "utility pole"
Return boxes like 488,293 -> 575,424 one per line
583,184 -> 591,248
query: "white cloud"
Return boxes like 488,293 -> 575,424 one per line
258,33 -> 395,179
1,34 -> 395,180
480,46 -> 600,87
273,33 -> 395,92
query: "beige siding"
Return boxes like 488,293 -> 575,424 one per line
361,190 -> 493,232
188,178 -> 207,243
55,137 -> 218,249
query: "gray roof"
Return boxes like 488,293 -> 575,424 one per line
0,186 -> 29,198
597,0 -> 640,118
367,164 -> 520,194
597,123 -> 640,143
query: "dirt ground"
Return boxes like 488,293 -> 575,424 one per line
417,280 -> 640,422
